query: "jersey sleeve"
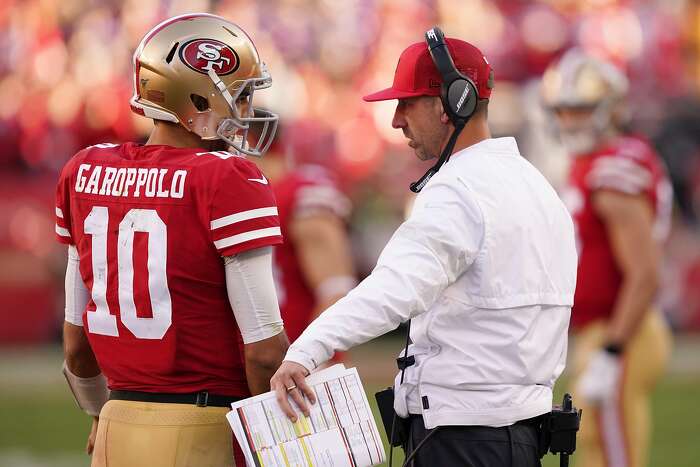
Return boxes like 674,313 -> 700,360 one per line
55,160 -> 75,245
585,147 -> 655,196
291,167 -> 351,221
293,181 -> 352,221
209,159 -> 283,257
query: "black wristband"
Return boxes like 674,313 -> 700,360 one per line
603,343 -> 624,355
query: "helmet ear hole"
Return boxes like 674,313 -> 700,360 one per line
190,94 -> 210,111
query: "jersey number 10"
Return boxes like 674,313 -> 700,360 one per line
84,206 -> 173,339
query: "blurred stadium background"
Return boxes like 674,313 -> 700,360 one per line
0,0 -> 699,466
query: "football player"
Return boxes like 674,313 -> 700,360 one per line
57,14 -> 288,467
542,50 -> 673,467
248,121 -> 356,355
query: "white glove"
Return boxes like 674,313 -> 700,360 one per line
577,349 -> 622,404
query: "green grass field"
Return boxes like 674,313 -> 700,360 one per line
1,343 -> 698,466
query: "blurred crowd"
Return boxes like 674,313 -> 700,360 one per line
1,0 -> 700,343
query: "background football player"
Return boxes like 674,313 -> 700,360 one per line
542,50 -> 674,467
248,120 -> 356,358
57,13 -> 288,466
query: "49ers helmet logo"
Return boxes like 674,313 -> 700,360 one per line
179,39 -> 239,75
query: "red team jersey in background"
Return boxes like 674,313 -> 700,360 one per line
55,143 -> 282,397
561,136 -> 672,329
271,165 -> 351,343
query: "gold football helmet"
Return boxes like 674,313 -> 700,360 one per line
541,49 -> 628,155
130,13 -> 278,156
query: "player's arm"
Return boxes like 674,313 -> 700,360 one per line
61,245 -> 108,454
225,246 -> 289,395
289,212 -> 356,320
62,246 -> 102,376
63,323 -> 101,382
210,158 -> 288,393
592,189 -> 660,347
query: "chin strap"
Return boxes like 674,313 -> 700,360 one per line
409,120 -> 466,193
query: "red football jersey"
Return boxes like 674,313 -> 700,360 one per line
271,165 -> 351,343
55,143 -> 283,396
561,136 -> 672,329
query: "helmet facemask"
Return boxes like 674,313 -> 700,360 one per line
207,66 -> 278,157
552,101 -> 615,156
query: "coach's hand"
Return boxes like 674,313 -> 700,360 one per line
86,416 -> 99,455
577,349 -> 622,404
270,361 -> 316,422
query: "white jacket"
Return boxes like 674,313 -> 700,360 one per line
285,137 -> 577,428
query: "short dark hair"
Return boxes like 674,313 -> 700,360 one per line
475,98 -> 489,118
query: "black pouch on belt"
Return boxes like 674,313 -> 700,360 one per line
375,387 -> 410,447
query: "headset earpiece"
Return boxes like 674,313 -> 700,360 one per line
444,78 -> 477,121
425,27 -> 478,124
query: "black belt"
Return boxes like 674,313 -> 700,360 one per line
407,414 -> 544,428
110,390 -> 242,408
517,414 -> 548,428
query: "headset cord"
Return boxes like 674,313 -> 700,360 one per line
388,320 -> 413,467
410,119 -> 466,193
401,426 -> 441,467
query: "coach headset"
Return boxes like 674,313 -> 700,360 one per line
410,27 -> 488,193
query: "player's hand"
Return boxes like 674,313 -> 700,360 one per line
577,349 -> 622,404
270,361 -> 316,422
86,416 -> 99,455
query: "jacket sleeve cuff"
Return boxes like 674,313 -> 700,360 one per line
284,348 -> 319,373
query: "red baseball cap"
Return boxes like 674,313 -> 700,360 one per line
363,38 -> 493,102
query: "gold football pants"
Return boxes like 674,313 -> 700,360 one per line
571,310 -> 672,467
91,400 -> 235,467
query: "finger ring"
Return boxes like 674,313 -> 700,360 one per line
285,385 -> 297,391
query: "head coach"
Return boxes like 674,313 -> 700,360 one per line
271,28 -> 578,467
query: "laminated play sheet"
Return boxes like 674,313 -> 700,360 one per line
226,364 -> 385,467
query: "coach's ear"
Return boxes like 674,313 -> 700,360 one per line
435,98 -> 450,125
433,96 -> 450,125
440,112 -> 450,125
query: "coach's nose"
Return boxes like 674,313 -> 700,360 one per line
392,102 -> 407,129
